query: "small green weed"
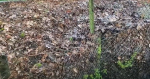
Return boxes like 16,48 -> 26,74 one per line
34,63 -> 42,68
0,28 -> 4,32
69,37 -> 73,42
83,36 -> 103,79
83,69 -> 102,79
20,32 -> 25,38
102,69 -> 107,74
93,69 -> 102,79
117,52 -> 138,69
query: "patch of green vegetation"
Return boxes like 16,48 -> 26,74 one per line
0,28 -> 4,32
69,37 -> 73,42
83,74 -> 89,79
0,21 -> 4,32
101,69 -> 107,74
97,45 -> 101,59
34,63 -> 42,68
83,69 -> 102,79
93,69 -> 102,79
89,0 -> 94,34
117,52 -> 138,69
20,32 -> 25,38
83,36 -> 103,79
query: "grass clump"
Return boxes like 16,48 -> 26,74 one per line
117,52 -> 138,69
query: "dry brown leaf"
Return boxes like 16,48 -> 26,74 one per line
73,68 -> 78,73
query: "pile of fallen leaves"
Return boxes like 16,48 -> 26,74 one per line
0,0 -> 150,79
0,0 -> 99,79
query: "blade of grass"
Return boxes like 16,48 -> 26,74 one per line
89,0 -> 94,34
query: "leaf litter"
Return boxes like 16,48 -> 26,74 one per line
0,0 -> 149,79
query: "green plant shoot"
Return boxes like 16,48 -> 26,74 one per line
89,0 -> 94,34
97,37 -> 101,59
20,32 -> 25,38
69,37 -> 73,42
0,0 -> 26,2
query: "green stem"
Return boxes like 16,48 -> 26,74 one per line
89,0 -> 94,34
0,0 -> 26,2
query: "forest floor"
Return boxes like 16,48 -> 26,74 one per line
0,0 -> 150,79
